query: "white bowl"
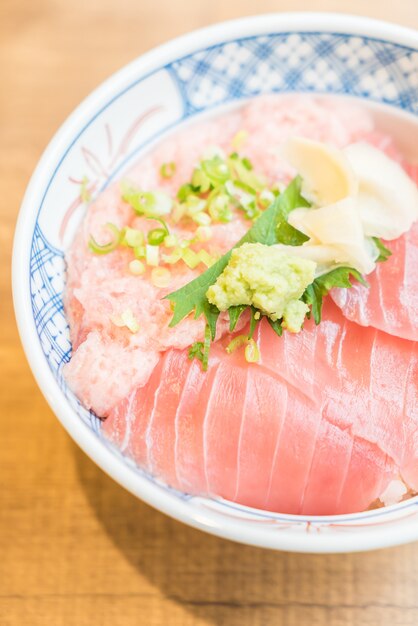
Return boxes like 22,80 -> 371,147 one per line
13,13 -> 418,552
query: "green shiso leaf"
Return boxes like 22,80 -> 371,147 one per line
372,237 -> 392,263
248,306 -> 258,339
228,305 -> 247,332
188,325 -> 211,370
188,341 -> 204,363
275,182 -> 310,246
302,266 -> 367,325
267,317 -> 284,337
276,222 -> 309,246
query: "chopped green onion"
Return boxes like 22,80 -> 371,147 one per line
134,245 -> 146,259
195,226 -> 212,242
163,233 -> 178,248
151,267 -> 172,288
182,246 -> 215,269
225,335 -> 259,363
181,248 -> 200,269
121,181 -> 172,216
207,191 -> 232,223
193,212 -> 212,226
201,156 -> 230,186
171,202 -> 186,223
234,179 -> 257,195
245,204 -> 261,221
177,183 -> 195,202
146,244 -> 159,266
185,195 -> 207,216
225,179 -> 253,205
121,309 -> 140,333
123,227 -> 144,247
225,179 -> 246,201
226,334 -> 249,354
258,189 -> 275,208
129,259 -> 145,275
148,228 -> 166,246
245,338 -> 260,363
228,156 -> 265,191
80,176 -> 91,203
111,308 -> 140,333
231,130 -> 248,150
147,216 -> 170,245
225,180 -> 260,220
197,249 -> 215,268
162,248 -> 183,265
191,168 -> 211,193
147,215 -> 169,234
88,223 -> 122,255
202,324 -> 211,371
162,242 -> 216,269
160,161 -> 176,179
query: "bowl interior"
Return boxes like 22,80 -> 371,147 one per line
20,20 -> 418,551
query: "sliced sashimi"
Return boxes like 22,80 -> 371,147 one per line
103,354 -> 165,466
263,391 -> 325,514
145,349 -> 192,487
103,301 -> 416,515
234,366 -> 288,510
336,438 -> 394,514
203,360 -> 249,501
301,420 -> 355,515
259,302 -> 415,472
398,349 -> 418,492
174,356 -> 220,494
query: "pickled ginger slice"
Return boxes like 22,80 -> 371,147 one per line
282,136 -> 358,206
344,142 -> 418,240
288,198 -> 376,274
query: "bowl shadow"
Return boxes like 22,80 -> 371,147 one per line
73,441 -> 406,625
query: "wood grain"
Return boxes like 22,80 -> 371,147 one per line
1,1 -> 418,624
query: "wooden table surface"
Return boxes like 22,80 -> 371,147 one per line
2,1 -> 418,624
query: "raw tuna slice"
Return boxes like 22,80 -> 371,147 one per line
103,301 -> 418,515
331,166 -> 418,341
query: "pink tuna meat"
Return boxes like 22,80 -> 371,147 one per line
102,301 -> 418,515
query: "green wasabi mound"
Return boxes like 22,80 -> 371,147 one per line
206,243 -> 317,333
